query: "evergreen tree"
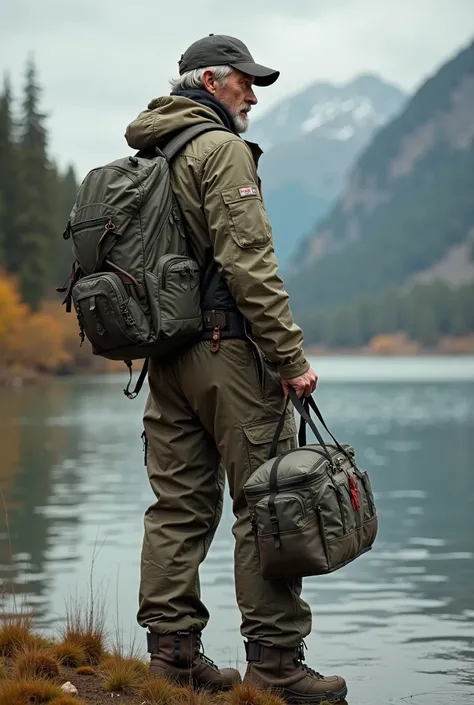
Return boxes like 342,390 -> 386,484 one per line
15,57 -> 55,308
0,75 -> 20,272
51,162 -> 79,285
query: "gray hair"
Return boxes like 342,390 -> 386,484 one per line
170,65 -> 233,92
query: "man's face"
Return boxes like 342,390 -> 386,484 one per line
213,70 -> 258,133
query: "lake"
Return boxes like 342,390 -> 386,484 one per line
0,356 -> 473,704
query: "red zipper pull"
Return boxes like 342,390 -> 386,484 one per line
349,476 -> 361,512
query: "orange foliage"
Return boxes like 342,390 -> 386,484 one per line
7,312 -> 72,371
0,272 -> 28,364
368,332 -> 419,355
0,271 -> 98,374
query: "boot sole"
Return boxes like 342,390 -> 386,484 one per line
282,683 -> 348,703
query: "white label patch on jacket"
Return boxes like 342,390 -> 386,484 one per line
239,186 -> 258,197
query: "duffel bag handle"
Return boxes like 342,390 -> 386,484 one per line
269,388 -> 333,463
300,394 -> 355,467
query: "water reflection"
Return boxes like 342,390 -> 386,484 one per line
0,358 -> 473,704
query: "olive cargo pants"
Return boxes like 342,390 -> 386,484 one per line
138,339 -> 312,647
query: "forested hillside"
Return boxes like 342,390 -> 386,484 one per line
0,60 -> 104,378
0,59 -> 78,308
286,38 -> 474,325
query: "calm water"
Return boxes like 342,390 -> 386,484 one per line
0,356 -> 473,704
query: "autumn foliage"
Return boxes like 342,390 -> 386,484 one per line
0,270 -> 106,377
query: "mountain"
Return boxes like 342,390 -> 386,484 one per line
248,74 -> 407,265
285,38 -> 474,316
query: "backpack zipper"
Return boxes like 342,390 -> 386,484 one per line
161,256 -> 196,289
70,216 -> 111,234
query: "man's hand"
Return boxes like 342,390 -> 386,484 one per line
282,368 -> 318,398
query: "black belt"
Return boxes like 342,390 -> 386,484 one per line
201,309 -> 246,341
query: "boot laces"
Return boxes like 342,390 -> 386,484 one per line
197,636 -> 219,672
294,641 -> 323,680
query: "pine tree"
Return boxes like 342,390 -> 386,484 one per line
49,160 -> 79,286
0,75 -> 20,272
15,57 -> 55,308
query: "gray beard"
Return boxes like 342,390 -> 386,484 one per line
234,112 -> 249,133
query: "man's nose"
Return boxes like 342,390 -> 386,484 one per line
247,88 -> 258,106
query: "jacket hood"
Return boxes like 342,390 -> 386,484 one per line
125,96 -> 226,151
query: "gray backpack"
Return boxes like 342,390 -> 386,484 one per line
243,389 -> 378,580
58,124 -> 228,397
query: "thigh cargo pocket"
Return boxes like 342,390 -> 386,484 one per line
243,416 -> 297,476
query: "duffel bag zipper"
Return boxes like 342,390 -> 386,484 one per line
245,446 -> 340,499
257,493 -> 307,520
316,505 -> 330,562
333,485 -> 347,533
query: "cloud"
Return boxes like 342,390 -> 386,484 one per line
1,0 -> 473,178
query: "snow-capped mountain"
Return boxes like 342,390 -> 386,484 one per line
247,74 -> 407,266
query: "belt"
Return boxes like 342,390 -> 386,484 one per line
201,309 -> 246,349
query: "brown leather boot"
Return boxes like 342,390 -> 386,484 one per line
147,631 -> 241,691
243,641 -> 347,703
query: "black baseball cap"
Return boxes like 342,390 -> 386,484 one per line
178,34 -> 280,87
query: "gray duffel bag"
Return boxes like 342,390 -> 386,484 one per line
243,389 -> 378,580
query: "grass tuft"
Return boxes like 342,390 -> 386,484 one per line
0,677 -> 63,705
12,648 -> 60,680
177,687 -> 218,704
52,638 -> 86,668
140,675 -> 184,704
219,682 -> 286,705
0,613 -> 37,657
58,588 -> 107,665
100,652 -> 148,692
75,664 -> 95,675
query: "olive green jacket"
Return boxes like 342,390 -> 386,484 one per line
125,96 -> 309,380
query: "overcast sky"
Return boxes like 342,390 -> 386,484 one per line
1,0 -> 474,178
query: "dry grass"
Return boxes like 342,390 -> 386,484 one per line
75,665 -> 95,675
12,648 -> 60,680
58,587 -> 107,665
100,652 -> 148,692
0,613 -> 37,657
219,683 -> 285,705
50,699 -> 87,705
52,638 -> 86,668
177,688 -> 218,704
0,677 -> 63,704
140,675 -> 185,704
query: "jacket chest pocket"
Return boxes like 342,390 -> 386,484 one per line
221,187 -> 272,248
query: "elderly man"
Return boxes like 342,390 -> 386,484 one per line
125,34 -> 347,703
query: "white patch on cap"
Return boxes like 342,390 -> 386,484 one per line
239,186 -> 258,197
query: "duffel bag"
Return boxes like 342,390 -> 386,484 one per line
243,388 -> 378,580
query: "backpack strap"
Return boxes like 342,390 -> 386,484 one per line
162,123 -> 232,161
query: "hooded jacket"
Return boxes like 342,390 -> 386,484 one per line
125,96 -> 309,380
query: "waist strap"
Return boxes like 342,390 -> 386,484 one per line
201,309 -> 246,340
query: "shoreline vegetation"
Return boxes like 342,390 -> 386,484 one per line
0,610 -> 325,705
1,271 -> 474,388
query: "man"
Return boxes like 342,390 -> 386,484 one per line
125,34 -> 347,703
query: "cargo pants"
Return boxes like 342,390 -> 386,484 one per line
138,338 -> 312,647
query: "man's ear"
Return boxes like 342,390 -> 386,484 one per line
202,69 -> 217,95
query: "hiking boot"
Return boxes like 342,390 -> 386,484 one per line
243,641 -> 347,703
147,631 -> 241,691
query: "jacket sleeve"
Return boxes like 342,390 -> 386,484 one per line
201,137 -> 309,380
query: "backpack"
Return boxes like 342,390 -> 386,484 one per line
243,389 -> 378,580
58,123 -> 229,398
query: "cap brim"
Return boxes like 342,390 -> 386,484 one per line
230,61 -> 280,86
